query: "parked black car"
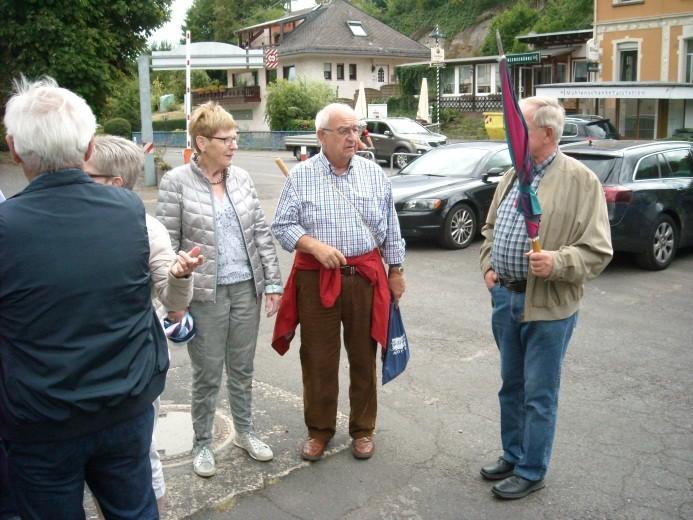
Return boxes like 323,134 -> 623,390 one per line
561,115 -> 619,145
391,142 -> 512,249
562,140 -> 693,269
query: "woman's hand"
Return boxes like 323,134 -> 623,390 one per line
265,293 -> 282,317
171,246 -> 204,278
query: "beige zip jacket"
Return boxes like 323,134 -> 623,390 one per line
480,151 -> 613,321
156,162 -> 282,303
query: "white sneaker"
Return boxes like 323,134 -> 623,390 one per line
192,446 -> 216,477
234,432 -> 274,461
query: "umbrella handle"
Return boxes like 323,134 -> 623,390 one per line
530,238 -> 542,253
275,158 -> 290,177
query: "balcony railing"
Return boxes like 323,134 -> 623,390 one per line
439,94 -> 502,112
192,86 -> 261,106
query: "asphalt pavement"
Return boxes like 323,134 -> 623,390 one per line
1,150 -> 692,519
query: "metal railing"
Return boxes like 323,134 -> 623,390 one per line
132,131 -> 316,151
390,152 -> 422,170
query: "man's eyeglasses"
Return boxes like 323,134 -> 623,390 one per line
207,136 -> 238,146
322,126 -> 364,137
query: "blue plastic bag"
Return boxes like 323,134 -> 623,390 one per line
382,302 -> 410,384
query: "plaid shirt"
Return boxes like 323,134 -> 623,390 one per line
491,151 -> 556,280
271,152 -> 406,265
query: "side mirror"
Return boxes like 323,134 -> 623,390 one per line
384,130 -> 392,137
482,167 -> 505,183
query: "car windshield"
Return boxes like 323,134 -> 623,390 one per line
585,120 -> 618,139
400,147 -> 490,177
388,119 -> 431,134
565,154 -> 620,182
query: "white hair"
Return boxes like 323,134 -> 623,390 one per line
3,76 -> 96,175
314,103 -> 356,132
520,96 -> 565,144
90,135 -> 144,190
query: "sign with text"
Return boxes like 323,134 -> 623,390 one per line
431,47 -> 445,64
506,52 -> 541,65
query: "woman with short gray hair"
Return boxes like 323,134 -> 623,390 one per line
157,102 -> 283,477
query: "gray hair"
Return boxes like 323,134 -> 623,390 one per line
520,96 -> 565,144
90,135 -> 144,190
314,103 -> 356,132
3,76 -> 96,175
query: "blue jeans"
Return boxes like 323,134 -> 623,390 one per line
491,284 -> 577,482
4,407 -> 158,520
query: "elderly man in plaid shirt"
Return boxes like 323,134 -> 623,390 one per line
479,97 -> 612,499
272,103 -> 406,462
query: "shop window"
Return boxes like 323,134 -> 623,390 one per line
458,65 -> 473,94
476,63 -> 492,94
573,61 -> 588,82
618,42 -> 638,81
349,64 -> 357,81
686,40 -> 693,83
542,65 -> 552,84
337,64 -> 344,80
442,67 -> 455,94
324,63 -> 332,80
556,63 -> 567,83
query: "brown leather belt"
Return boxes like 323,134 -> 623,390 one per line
498,276 -> 527,293
340,265 -> 358,276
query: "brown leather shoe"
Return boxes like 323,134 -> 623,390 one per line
351,436 -> 375,460
301,437 -> 327,461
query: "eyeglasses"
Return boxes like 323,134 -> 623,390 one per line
207,136 -> 238,146
322,126 -> 364,137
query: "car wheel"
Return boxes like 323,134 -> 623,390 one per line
439,203 -> 477,249
393,148 -> 410,169
635,214 -> 678,270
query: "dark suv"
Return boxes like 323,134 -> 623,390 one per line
561,115 -> 619,145
562,140 -> 693,269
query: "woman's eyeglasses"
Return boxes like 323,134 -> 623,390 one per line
207,136 -> 237,146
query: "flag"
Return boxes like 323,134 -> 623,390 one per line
496,31 -> 542,252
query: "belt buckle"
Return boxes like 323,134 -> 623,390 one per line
341,265 -> 356,275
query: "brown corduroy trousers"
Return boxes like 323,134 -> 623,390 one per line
295,270 -> 378,442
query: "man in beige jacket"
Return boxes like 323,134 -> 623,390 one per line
478,97 -> 612,499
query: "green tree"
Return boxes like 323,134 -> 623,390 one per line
265,79 -> 335,131
0,1 -> 173,117
532,0 -> 593,33
184,0 -> 286,43
480,1 -> 540,55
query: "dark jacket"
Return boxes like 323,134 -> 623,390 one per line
0,169 -> 168,442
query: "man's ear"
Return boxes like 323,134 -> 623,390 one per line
111,176 -> 125,187
6,135 -> 22,165
84,137 -> 95,162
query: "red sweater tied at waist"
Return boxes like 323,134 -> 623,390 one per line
271,249 -> 390,355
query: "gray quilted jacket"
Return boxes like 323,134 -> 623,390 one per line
156,161 -> 282,302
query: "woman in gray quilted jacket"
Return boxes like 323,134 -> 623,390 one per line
156,102 -> 283,478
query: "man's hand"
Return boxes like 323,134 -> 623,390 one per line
265,293 -> 281,317
527,250 -> 554,279
388,271 -> 406,306
484,269 -> 498,290
171,246 -> 204,278
309,242 -> 347,269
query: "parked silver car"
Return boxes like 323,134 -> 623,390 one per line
364,117 -> 447,168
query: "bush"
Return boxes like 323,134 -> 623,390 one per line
0,124 -> 8,152
265,79 -> 335,131
103,117 -> 132,138
152,118 -> 187,131
386,95 -> 417,117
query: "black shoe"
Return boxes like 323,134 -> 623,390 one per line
480,457 -> 514,481
492,475 -> 545,499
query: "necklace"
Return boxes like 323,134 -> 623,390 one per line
206,171 -> 227,185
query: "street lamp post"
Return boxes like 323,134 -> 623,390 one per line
429,25 -> 445,126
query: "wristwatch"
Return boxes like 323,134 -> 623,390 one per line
389,264 -> 404,274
